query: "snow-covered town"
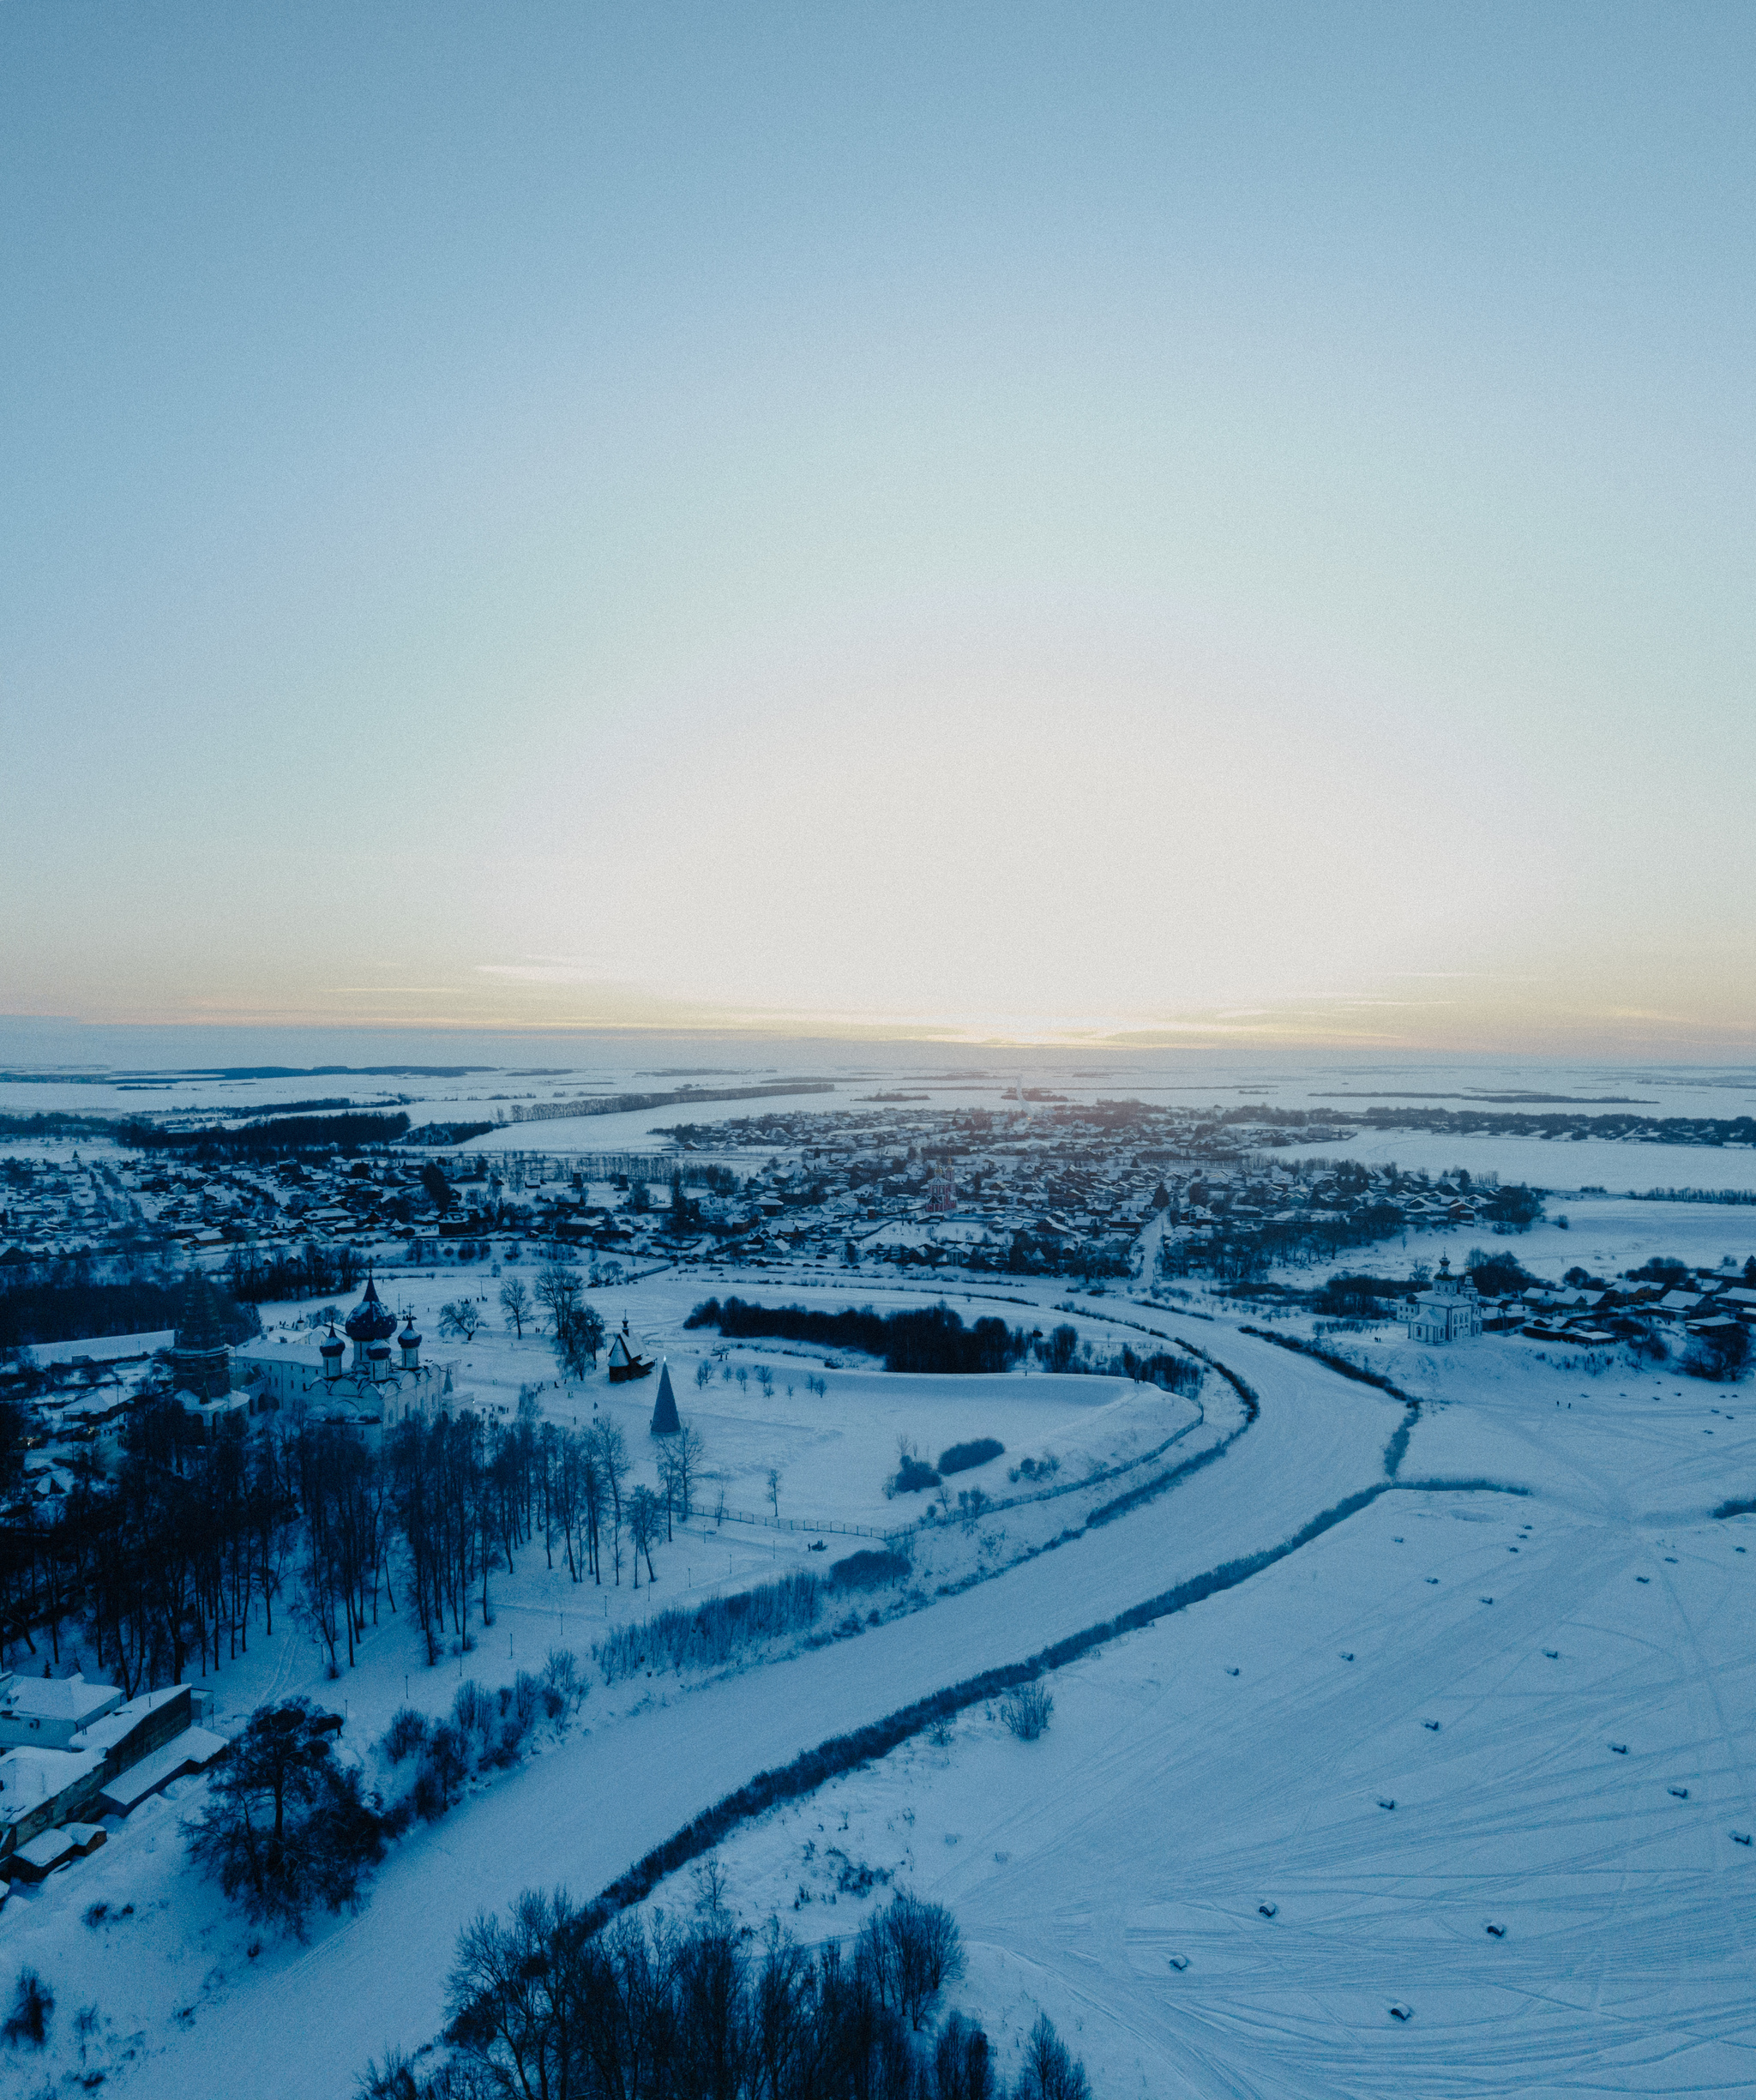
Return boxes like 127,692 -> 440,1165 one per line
1,1056 -> 1753,2097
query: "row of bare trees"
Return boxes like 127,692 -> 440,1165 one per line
364,1886 -> 1093,2098
0,1391 -> 709,1688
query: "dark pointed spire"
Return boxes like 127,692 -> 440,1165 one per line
650,1361 -> 681,1436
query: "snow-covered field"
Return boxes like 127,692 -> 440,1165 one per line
671,1482 -> 1756,2098
1278,1128 -> 1756,1196
1265,1191 -> 1756,1295
4,1251 -> 1754,2098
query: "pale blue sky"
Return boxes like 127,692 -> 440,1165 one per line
3,5 -> 1753,1049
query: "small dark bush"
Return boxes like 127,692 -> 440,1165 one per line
421,1722 -> 469,1813
1000,1682 -> 1053,1741
3,1968 -> 54,2049
452,1680 -> 491,1744
830,1548 -> 911,1590
382,1706 -> 429,1764
938,1437 -> 1004,1476
379,1795 -> 416,1840
542,1648 -> 581,1707
891,1455 -> 941,1495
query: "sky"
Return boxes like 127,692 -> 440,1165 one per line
3,3 -> 1753,1054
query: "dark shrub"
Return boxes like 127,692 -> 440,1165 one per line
452,1680 -> 491,1745
829,1548 -> 911,1590
542,1648 -> 581,1708
382,1706 -> 429,1763
423,1722 -> 469,1812
2,1968 -> 52,2048
938,1438 -> 1003,1476
891,1455 -> 941,1495
1001,1682 -> 1054,1741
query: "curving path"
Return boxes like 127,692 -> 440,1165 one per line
118,1324 -> 1405,2100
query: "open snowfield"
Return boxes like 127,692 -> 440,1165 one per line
667,1483 -> 1756,2098
1248,1192 -> 1756,1297
1278,1128 -> 1756,1195
4,1243 -> 1754,2097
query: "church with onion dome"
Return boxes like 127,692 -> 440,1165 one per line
233,1274 -> 459,1442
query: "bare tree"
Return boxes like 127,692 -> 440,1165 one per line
553,1303 -> 605,1380
628,1485 -> 659,1587
439,1300 -> 483,1343
498,1278 -> 530,1339
672,1423 -> 706,1524
587,1420 -> 628,1585
533,1261 -> 582,1337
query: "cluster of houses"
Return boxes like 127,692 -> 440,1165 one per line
3,1101 -> 1496,1305
0,1667 -> 226,1894
3,1272 -> 467,1524
1407,1261 -> 1756,1351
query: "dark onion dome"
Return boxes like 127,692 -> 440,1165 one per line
344,1276 -> 399,1343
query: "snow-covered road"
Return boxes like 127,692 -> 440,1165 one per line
122,1326 -> 1404,2100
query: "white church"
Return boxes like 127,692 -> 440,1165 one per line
234,1276 -> 457,1440
1404,1255 -> 1482,1344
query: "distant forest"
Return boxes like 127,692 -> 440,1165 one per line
117,1110 -> 412,1157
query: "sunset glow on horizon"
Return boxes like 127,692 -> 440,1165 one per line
4,5 -> 1753,1057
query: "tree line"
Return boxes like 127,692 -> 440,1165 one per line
0,1390 -> 707,1686
363,1885 -> 1094,2099
116,1110 -> 412,1157
222,1240 -> 370,1304
685,1300 -> 1030,1375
